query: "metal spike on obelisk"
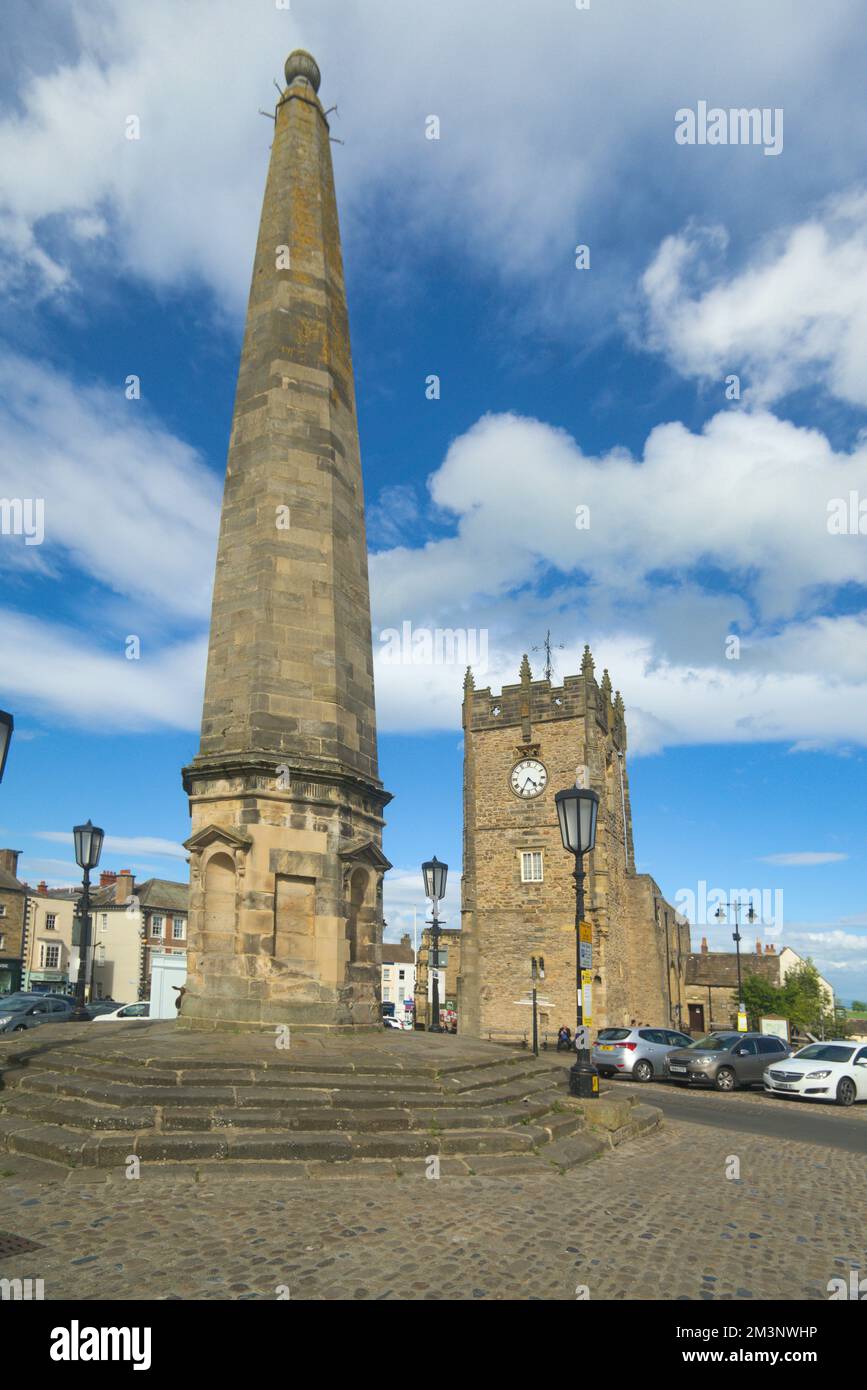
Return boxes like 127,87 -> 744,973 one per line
180,49 -> 392,1033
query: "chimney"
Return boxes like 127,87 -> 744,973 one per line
115,869 -> 135,904
37,880 -> 48,893
400,933 -> 411,950
0,849 -> 21,877
765,943 -> 775,955
100,870 -> 118,888
756,938 -> 762,955
700,936 -> 708,954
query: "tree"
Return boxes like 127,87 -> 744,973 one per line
780,960 -> 832,1036
851,999 -> 867,1013
740,973 -> 783,1030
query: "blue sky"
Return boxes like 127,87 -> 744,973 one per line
1,0 -> 866,1002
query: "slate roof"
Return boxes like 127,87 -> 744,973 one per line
0,866 -> 27,894
382,942 -> 415,965
90,878 -> 188,912
686,951 -> 781,987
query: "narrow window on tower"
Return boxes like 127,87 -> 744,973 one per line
521,851 -> 543,883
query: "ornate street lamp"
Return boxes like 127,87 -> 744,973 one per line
71,820 -> 105,1022
422,856 -> 448,1033
0,709 -> 13,785
555,785 -> 600,1098
715,898 -> 757,1028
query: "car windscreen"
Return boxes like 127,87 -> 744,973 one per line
0,994 -> 39,1009
685,1034 -> 739,1051
795,1044 -> 855,1063
596,1028 -> 632,1041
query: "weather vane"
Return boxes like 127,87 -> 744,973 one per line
532,629 -> 564,683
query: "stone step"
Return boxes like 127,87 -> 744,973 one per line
0,1114 -> 547,1168
0,1094 -> 156,1132
3,1068 -> 562,1113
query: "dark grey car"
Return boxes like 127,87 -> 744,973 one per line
0,992 -> 79,1033
665,1031 -> 791,1090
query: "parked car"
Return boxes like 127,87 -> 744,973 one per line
592,1026 -> 693,1081
92,1002 -> 150,1022
0,992 -> 80,1032
665,1031 -> 791,1090
382,1015 -> 404,1030
764,1039 -> 867,1106
85,1000 -> 127,1018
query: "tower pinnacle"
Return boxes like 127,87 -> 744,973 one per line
284,49 -> 321,92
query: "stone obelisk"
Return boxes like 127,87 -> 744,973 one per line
181,50 -> 391,1032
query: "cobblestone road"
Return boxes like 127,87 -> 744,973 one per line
0,1112 -> 863,1301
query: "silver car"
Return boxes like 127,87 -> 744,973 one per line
592,1026 -> 693,1082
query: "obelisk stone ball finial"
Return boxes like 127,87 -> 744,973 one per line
284,49 -> 321,93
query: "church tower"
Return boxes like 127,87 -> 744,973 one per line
458,650 -> 687,1038
181,51 -> 391,1032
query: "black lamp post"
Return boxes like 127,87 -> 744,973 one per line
71,820 -> 105,1022
714,898 -> 756,1028
422,856 -> 447,1033
0,710 -> 13,785
555,785 -> 600,1098
531,954 -> 545,1056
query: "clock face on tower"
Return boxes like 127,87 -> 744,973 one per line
509,759 -> 548,799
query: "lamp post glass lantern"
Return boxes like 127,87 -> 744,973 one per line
71,820 -> 105,1021
422,856 -> 447,1033
0,709 -> 13,785
555,786 -> 600,1098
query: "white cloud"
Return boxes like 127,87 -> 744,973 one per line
1,0 -> 865,324
640,193 -> 867,406
0,608 -> 205,730
34,831 -> 187,860
787,928 -> 867,952
0,352 -> 220,619
373,409 -> 867,628
758,852 -> 849,866
370,407 -> 867,750
383,866 -> 461,944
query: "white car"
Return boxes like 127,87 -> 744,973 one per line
764,1039 -> 867,1106
92,1002 -> 150,1023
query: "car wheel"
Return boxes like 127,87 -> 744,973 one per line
12,1024 -> 27,1032
835,1077 -> 857,1107
633,1059 -> 653,1083
715,1066 -> 736,1092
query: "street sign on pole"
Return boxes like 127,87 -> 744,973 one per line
581,970 -> 593,1026
579,920 -> 593,969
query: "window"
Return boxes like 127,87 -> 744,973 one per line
100,914 -> 107,931
521,851 -> 543,883
735,1039 -> 757,1055
757,1037 -> 786,1054
382,966 -> 391,979
172,918 -> 186,941
382,987 -> 392,1002
98,944 -> 106,963
398,969 -> 405,981
151,915 -> 164,939
46,914 -> 57,930
41,943 -> 61,970
0,904 -> 6,916
397,987 -> 405,1002
0,932 -> 5,950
